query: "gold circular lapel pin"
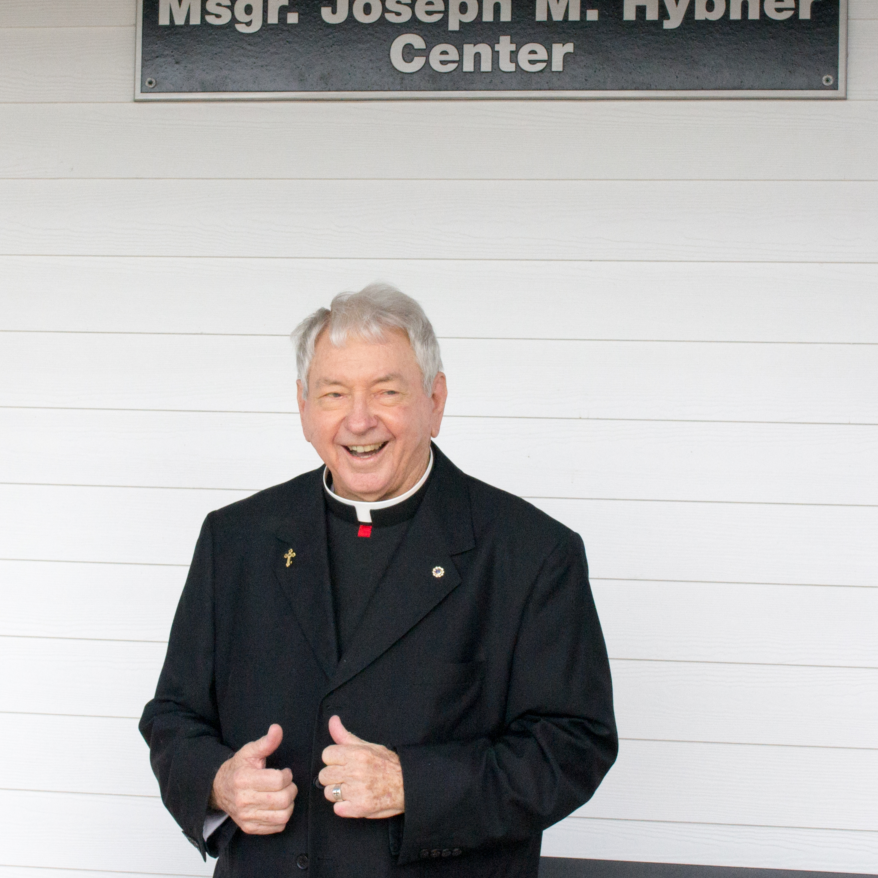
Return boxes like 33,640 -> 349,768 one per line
432,566 -> 444,578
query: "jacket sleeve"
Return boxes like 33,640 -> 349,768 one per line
139,514 -> 236,860
393,531 -> 618,864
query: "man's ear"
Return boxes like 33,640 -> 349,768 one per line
430,372 -> 448,438
297,380 -> 312,443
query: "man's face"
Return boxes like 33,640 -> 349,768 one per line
297,328 -> 447,502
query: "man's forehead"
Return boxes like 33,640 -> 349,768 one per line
312,371 -> 407,388
311,329 -> 418,371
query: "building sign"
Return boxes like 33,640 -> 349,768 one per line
135,0 -> 846,98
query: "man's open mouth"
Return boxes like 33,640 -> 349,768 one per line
344,442 -> 388,460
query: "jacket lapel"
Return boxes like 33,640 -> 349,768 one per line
272,472 -> 339,680
328,446 -> 475,692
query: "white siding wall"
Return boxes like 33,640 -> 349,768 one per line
1,1 -> 876,875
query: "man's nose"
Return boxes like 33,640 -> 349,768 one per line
344,395 -> 378,433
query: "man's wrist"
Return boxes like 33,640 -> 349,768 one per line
209,757 -> 232,811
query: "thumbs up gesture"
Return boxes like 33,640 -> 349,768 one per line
210,724 -> 298,835
318,715 -> 405,819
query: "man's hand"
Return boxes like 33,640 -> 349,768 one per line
318,715 -> 404,818
210,723 -> 297,835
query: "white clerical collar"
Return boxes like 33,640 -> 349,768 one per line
322,450 -> 434,524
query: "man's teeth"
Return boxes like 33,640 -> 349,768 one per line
348,443 -> 384,454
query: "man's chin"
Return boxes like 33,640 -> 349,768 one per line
332,468 -> 393,502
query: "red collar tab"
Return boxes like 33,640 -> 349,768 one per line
357,524 -> 373,538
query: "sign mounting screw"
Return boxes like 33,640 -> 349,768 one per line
145,77 -> 157,88
822,74 -> 834,87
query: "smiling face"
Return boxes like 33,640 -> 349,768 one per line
297,328 -> 447,502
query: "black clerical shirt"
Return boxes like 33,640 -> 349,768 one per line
323,466 -> 433,656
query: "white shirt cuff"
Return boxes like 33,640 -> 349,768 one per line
203,810 -> 229,840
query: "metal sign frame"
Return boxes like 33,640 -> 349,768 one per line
134,0 -> 847,100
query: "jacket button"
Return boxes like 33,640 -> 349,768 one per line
420,850 -> 430,859
452,848 -> 462,856
296,853 -> 309,870
441,849 -> 452,857
431,849 -> 441,858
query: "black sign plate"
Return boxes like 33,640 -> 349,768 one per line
135,0 -> 846,98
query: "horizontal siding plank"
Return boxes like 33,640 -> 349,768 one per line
0,790 -> 213,875
851,0 -> 878,18
3,334 -> 877,424
0,27 -> 132,104
4,102 -> 878,181
0,870 -> 199,878
0,408 -> 316,493
3,638 -> 876,747
4,560 -> 877,668
0,1 -> 134,27
596,580 -> 878,668
612,660 -> 878,749
543,818 -> 878,874
4,256 -> 878,343
0,20 -> 876,102
2,179 -> 878,263
848,16 -> 878,98
0,714 -> 156,797
536,496 -> 878,588
1,484 -> 875,587
578,740 -> 878,831
0,484 -> 247,568
3,716 -> 876,831
0,637 -> 166,718
0,333 -> 293,414
2,408 -> 876,506
0,560 -> 183,642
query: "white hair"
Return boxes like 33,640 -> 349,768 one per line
291,283 -> 443,397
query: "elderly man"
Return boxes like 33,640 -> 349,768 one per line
140,284 -> 617,878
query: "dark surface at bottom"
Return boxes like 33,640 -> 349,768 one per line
539,860 -> 876,878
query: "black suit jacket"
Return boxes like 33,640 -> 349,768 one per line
140,446 -> 617,878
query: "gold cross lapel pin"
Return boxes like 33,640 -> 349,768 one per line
284,549 -> 296,567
